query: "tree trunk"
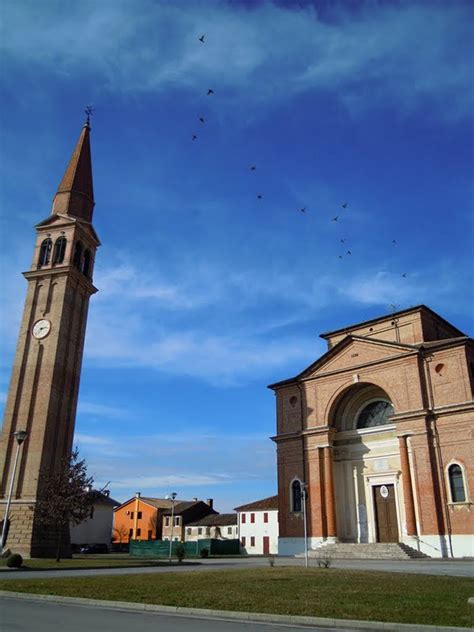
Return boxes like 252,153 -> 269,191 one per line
56,524 -> 63,562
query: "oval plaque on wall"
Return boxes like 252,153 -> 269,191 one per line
380,485 -> 389,498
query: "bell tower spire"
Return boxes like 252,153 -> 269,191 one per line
0,119 -> 100,557
51,121 -> 94,222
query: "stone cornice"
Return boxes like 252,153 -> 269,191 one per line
23,266 -> 98,295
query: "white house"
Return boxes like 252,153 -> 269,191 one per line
234,495 -> 279,555
185,513 -> 238,541
70,489 -> 118,550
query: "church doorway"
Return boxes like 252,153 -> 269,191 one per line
373,484 -> 399,542
330,383 -> 403,545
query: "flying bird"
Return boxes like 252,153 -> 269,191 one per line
299,207 -> 307,213
199,116 -> 205,123
338,255 -> 343,259
340,238 -> 346,243
332,216 -> 339,222
257,194 -> 263,199
192,134 -> 198,141
341,202 -> 348,209
199,35 -> 205,43
250,165 -> 256,171
207,89 -> 214,95
401,273 -> 407,278
392,240 -> 397,245
346,250 -> 352,255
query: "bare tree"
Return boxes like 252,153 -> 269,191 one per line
35,448 -> 94,561
148,511 -> 159,539
113,524 -> 128,544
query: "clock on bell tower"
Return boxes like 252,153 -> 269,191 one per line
0,119 -> 100,557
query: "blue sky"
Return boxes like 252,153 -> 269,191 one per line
0,0 -> 473,512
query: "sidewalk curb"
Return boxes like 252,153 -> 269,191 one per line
0,591 -> 469,631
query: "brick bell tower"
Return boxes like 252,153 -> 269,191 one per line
0,119 -> 100,557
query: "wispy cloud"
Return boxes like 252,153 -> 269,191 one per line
2,1 -> 472,118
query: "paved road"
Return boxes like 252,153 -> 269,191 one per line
0,597 -> 354,632
0,556 -> 472,580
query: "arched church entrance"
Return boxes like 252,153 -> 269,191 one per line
329,383 -> 403,544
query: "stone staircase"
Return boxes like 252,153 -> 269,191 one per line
305,543 -> 430,560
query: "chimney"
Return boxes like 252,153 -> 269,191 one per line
192,497 -> 198,502
135,492 -> 141,498
206,498 -> 213,509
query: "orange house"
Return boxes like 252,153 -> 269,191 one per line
113,493 -> 178,543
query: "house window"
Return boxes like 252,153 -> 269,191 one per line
241,536 -> 246,546
250,536 -> 255,547
250,513 -> 255,523
137,511 -> 142,519
241,513 -> 246,524
52,236 -> 66,264
136,528 -> 141,537
148,530 -> 152,540
175,516 -> 180,526
448,464 -> 466,502
227,527 -> 232,534
130,512 -> 134,520
38,238 -> 52,267
205,527 -> 211,535
165,516 -> 170,527
129,528 -> 133,539
198,527 -> 202,535
187,528 -> 192,535
263,512 -> 268,523
292,480 -> 302,512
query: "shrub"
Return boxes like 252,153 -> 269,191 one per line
200,547 -> 209,558
175,544 -> 185,563
6,553 -> 23,568
268,556 -> 275,567
317,559 -> 331,568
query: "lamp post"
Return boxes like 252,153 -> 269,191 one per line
301,482 -> 309,569
1,430 -> 28,551
166,492 -> 177,563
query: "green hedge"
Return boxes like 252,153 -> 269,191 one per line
130,538 -> 240,557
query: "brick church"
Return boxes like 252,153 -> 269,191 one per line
0,120 -> 99,557
270,306 -> 473,558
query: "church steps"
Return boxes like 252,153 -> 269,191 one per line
305,543 -> 430,560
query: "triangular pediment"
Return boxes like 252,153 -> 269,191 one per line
301,335 -> 417,379
36,213 -> 101,245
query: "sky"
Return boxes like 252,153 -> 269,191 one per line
0,0 -> 473,512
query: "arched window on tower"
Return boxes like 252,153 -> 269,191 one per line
82,249 -> 91,278
38,238 -> 52,267
291,480 -> 302,512
448,464 -> 466,503
356,400 -> 394,429
73,241 -> 83,269
52,236 -> 67,264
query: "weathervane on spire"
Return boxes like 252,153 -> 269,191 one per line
84,105 -> 95,125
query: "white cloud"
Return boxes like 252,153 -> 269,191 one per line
1,1 -> 472,118
76,401 -> 128,419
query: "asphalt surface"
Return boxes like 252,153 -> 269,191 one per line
0,556 -> 472,579
0,597 -> 355,632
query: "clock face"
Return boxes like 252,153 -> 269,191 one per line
32,319 -> 51,340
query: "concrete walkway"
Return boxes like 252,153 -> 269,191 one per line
0,556 -> 472,580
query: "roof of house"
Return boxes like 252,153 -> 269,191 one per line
89,490 -> 119,507
234,495 -> 279,512
113,496 -> 187,512
187,513 -> 237,527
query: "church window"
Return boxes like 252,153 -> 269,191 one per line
38,238 -> 52,267
289,396 -> 298,407
82,249 -> 92,277
52,236 -> 66,264
448,464 -> 466,503
356,400 -> 394,429
73,241 -> 83,269
292,480 -> 302,513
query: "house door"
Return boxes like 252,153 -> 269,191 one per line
263,536 -> 270,555
373,484 -> 399,543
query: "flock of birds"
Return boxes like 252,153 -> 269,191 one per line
189,34 -> 408,280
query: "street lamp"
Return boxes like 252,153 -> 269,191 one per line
1,430 -> 28,551
301,482 -> 309,569
165,492 -> 177,563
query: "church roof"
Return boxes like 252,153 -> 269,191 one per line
51,122 -> 95,223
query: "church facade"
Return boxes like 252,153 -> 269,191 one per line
270,306 -> 473,558
0,121 -> 99,557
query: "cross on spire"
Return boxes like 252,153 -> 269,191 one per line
84,105 -> 95,126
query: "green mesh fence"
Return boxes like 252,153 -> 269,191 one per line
129,538 -> 240,557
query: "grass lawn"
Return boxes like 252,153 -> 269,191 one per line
0,567 -> 472,627
0,554 -> 184,570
